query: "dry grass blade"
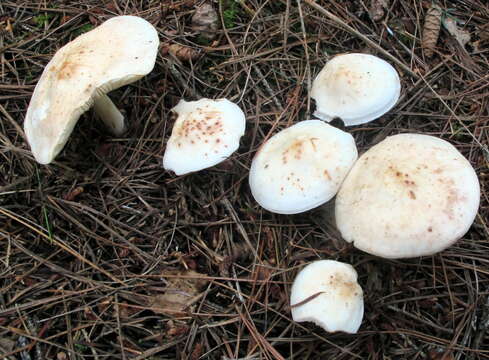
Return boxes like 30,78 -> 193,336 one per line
290,291 -> 326,309
304,0 -> 419,79
0,207 -> 124,284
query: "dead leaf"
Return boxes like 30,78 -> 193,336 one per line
149,269 -> 208,316
191,2 -> 219,40
190,343 -> 204,360
427,349 -> 455,360
251,262 -> 273,282
118,247 -> 130,258
23,276 -> 37,287
116,302 -> 142,319
422,3 -> 442,58
88,7 -> 104,25
185,257 -> 198,270
166,320 -> 189,337
64,186 -> 84,201
83,306 -> 98,321
59,15 -> 72,26
88,15 -> 99,26
442,16 -> 470,47
5,18 -> 13,33
219,242 -> 251,276
0,17 -> 14,35
161,0 -> 196,16
286,85 -> 302,107
97,297 -> 112,314
104,2 -> 118,13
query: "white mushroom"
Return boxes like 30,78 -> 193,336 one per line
163,98 -> 246,175
24,16 -> 159,164
311,53 -> 401,126
290,260 -> 364,334
249,120 -> 357,214
335,133 -> 480,258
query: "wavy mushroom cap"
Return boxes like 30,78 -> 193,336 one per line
311,53 -> 401,126
335,134 -> 480,258
163,98 -> 246,175
249,120 -> 357,214
24,16 -> 159,164
290,260 -> 364,334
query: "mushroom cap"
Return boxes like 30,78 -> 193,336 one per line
335,133 -> 480,258
163,98 -> 246,175
311,53 -> 401,126
24,16 -> 159,164
249,120 -> 357,214
290,260 -> 364,334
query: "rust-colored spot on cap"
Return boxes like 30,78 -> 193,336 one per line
57,60 -> 80,80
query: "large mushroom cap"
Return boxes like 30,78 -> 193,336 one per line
311,53 -> 401,126
24,16 -> 159,164
249,120 -> 357,214
335,133 -> 480,259
163,98 -> 246,175
290,260 -> 364,334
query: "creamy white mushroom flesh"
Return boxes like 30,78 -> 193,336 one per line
24,16 -> 159,164
249,120 -> 357,214
290,260 -> 364,334
311,53 -> 401,126
91,94 -> 125,136
335,134 -> 480,259
163,98 -> 246,175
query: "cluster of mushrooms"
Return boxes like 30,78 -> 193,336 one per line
24,16 -> 480,335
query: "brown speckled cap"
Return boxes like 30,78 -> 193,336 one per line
335,133 -> 480,258
163,98 -> 246,175
290,260 -> 364,334
311,53 -> 400,126
249,120 -> 357,214
24,16 -> 159,164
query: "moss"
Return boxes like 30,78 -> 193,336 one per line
195,34 -> 213,46
33,13 -> 54,27
72,23 -> 94,37
220,0 -> 237,29
74,344 -> 89,352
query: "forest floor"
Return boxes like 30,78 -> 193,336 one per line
0,0 -> 488,359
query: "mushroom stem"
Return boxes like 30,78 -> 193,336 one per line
93,94 -> 125,136
312,111 -> 334,122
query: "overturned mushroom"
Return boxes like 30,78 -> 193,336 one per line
249,120 -> 357,214
335,134 -> 480,258
24,16 -> 159,164
290,260 -> 364,334
311,53 -> 401,126
163,98 -> 246,175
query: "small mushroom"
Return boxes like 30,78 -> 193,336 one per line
335,133 -> 480,258
249,120 -> 357,214
163,98 -> 246,175
311,53 -> 401,126
24,16 -> 159,164
290,260 -> 364,334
